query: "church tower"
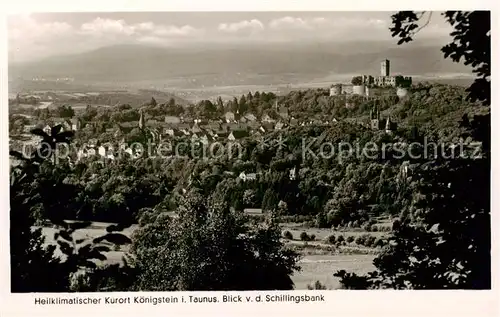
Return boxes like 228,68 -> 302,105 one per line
139,109 -> 145,130
370,105 -> 381,130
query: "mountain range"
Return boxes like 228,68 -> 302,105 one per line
9,42 -> 472,88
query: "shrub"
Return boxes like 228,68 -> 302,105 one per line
300,232 -> 310,241
372,225 -> 379,232
355,236 -> 366,245
346,236 -> 355,243
283,230 -> 294,240
327,235 -> 336,244
310,234 -> 316,241
307,280 -> 327,290
374,238 -> 386,248
362,223 -> 372,231
337,235 -> 345,243
364,235 -> 377,248
351,220 -> 360,228
392,219 -> 401,231
130,191 -> 301,291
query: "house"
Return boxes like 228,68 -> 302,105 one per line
146,119 -> 160,128
244,113 -> 257,122
275,121 -> 285,130
239,172 -> 257,181
192,122 -> 202,134
200,134 -> 211,145
246,121 -> 260,130
243,208 -> 263,215
70,118 -> 81,131
165,116 -> 181,125
164,128 -> 175,137
278,106 -> 289,120
43,125 -> 51,135
203,121 -> 222,131
228,130 -> 249,141
224,111 -> 235,123
222,122 -> 246,132
180,116 -> 193,124
259,123 -> 274,133
261,114 -> 275,123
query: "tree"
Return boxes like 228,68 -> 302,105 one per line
262,188 -> 279,212
216,96 -> 224,114
150,97 -> 157,107
335,12 -> 491,289
130,191 -> 300,291
9,128 -> 133,292
351,76 -> 363,86
56,105 -> 75,118
390,11 -> 490,105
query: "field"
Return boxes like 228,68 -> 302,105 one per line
40,222 -> 379,290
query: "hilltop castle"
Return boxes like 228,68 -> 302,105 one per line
364,59 -> 412,88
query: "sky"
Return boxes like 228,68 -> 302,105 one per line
7,12 -> 454,63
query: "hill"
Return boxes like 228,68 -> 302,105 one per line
9,42 -> 472,88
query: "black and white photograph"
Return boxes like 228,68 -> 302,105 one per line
4,4 -> 493,310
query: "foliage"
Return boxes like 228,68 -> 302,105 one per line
390,11 -> 490,105
283,230 -> 294,240
307,280 -> 327,290
10,125 -> 132,292
351,76 -> 363,86
299,232 -> 310,242
129,191 -> 300,291
327,235 -> 336,244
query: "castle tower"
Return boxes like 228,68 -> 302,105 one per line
138,109 -> 145,130
381,59 -> 390,77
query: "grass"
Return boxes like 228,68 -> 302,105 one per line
281,225 -> 388,242
40,221 -> 380,290
293,254 -> 376,290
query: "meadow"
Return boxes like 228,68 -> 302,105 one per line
40,222 -> 379,290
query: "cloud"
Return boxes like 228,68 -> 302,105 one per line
218,19 -> 264,34
8,15 -> 203,62
80,18 -> 135,36
8,13 -> 453,63
153,25 -> 202,37
8,14 -> 73,41
268,16 -> 330,30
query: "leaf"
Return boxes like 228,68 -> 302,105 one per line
105,224 -> 121,232
87,249 -> 108,261
30,128 -> 49,138
81,260 -> 97,269
51,125 -> 63,136
56,131 -> 75,140
58,230 -> 73,242
93,245 -> 111,253
57,240 -> 73,256
93,233 -> 132,245
9,151 -> 26,161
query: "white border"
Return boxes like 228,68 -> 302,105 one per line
1,1 -> 499,316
